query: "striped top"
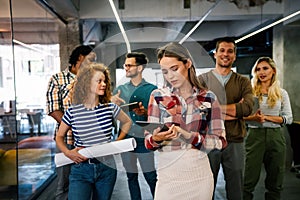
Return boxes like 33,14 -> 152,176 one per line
248,88 -> 293,128
62,103 -> 120,147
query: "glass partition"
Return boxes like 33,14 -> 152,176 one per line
0,1 -> 17,199
15,43 -> 59,200
0,0 -> 282,199
0,0 -> 61,199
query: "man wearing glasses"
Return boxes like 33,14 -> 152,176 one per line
112,52 -> 157,200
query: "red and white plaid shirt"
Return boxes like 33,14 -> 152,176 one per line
145,87 -> 227,152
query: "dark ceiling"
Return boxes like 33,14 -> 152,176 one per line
1,0 -> 299,59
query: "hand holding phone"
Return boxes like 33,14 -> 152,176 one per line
119,102 -> 139,112
135,121 -> 169,132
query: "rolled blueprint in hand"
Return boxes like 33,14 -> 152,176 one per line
55,138 -> 137,167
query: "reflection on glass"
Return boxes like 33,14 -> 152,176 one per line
0,0 -> 17,199
0,0 -> 60,199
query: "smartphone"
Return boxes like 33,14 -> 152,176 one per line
135,121 -> 169,132
120,102 -> 139,112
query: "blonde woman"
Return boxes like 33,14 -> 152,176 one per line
243,57 -> 293,200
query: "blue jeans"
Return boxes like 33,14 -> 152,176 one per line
121,140 -> 157,200
68,156 -> 117,200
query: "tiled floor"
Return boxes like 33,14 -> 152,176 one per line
35,155 -> 300,200
1,123 -> 299,200
214,166 -> 300,200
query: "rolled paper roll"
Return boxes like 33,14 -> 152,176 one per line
54,138 -> 137,167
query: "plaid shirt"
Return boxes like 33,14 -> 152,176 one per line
46,68 -> 75,145
145,87 -> 227,152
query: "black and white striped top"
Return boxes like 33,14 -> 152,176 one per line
62,103 -> 120,147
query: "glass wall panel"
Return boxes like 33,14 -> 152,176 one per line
0,0 -> 17,199
0,0 -> 62,199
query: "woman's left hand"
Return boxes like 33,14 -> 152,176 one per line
171,125 -> 191,140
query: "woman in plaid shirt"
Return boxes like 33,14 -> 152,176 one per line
144,42 -> 227,199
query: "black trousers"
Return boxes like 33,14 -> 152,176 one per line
287,123 -> 300,166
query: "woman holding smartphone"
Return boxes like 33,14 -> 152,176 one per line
144,42 -> 227,199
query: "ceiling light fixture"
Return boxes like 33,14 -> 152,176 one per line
13,39 -> 55,56
108,0 -> 131,53
179,0 -> 221,44
235,9 -> 300,43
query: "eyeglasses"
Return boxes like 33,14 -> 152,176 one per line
123,64 -> 138,68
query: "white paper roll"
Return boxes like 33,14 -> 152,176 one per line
55,138 -> 137,167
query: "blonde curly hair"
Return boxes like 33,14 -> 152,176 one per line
71,62 -> 111,105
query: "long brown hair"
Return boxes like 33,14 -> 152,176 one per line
157,42 -> 205,90
72,62 -> 111,105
